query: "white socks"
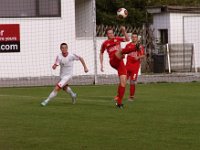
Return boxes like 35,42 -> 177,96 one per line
43,87 -> 75,105
44,90 -> 58,103
65,87 -> 75,97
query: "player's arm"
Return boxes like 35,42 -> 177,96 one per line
99,52 -> 104,72
52,55 -> 60,70
100,44 -> 106,72
136,54 -> 145,60
121,43 -> 134,54
79,57 -> 89,73
135,46 -> 146,60
52,64 -> 58,70
120,26 -> 130,41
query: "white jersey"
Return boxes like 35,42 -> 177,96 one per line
54,52 -> 80,78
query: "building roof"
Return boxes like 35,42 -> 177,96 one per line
147,5 -> 200,14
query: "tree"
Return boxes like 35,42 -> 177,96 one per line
96,0 -> 200,26
96,0 -> 148,26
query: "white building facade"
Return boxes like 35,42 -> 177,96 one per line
0,0 -> 121,80
147,6 -> 200,71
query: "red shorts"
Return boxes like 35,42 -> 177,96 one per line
126,63 -> 140,81
110,55 -> 127,76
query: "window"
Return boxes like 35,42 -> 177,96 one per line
39,0 -> 61,17
159,29 -> 168,44
0,0 -> 61,18
75,0 -> 93,37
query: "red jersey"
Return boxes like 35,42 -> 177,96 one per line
101,37 -> 125,59
126,42 -> 145,68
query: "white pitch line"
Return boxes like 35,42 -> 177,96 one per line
0,94 -> 41,99
0,94 -> 111,103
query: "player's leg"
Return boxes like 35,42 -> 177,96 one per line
114,46 -> 138,59
109,55 -> 127,108
114,70 -> 130,102
114,95 -> 119,102
126,70 -> 134,101
60,75 -> 77,104
41,85 -> 61,106
121,43 -> 139,54
63,84 -> 77,104
63,85 -> 76,97
115,50 -> 123,60
116,74 -> 126,108
116,61 -> 127,108
128,68 -> 139,101
129,79 -> 136,101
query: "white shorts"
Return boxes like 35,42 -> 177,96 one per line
57,75 -> 72,88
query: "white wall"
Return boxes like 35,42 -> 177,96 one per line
183,16 -> 200,68
168,13 -> 183,43
153,13 -> 170,43
0,0 -> 77,78
0,0 -> 126,79
152,12 -> 200,68
168,13 -> 198,43
75,0 -> 93,37
152,12 -> 186,44
153,12 -> 200,43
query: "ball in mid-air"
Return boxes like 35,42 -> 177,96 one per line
117,8 -> 128,19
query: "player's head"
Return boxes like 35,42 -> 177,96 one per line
131,32 -> 138,43
60,43 -> 68,56
106,27 -> 114,39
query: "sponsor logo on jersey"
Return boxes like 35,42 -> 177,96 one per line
108,45 -> 120,53
128,51 -> 137,57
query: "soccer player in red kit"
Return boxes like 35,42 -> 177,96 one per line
100,26 -> 139,108
126,33 -> 145,101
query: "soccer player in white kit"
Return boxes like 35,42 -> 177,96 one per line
41,43 -> 89,106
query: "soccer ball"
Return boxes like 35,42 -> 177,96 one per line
117,8 -> 128,19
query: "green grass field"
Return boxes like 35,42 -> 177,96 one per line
0,83 -> 200,150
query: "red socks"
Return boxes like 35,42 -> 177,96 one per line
117,85 -> 125,105
130,84 -> 135,98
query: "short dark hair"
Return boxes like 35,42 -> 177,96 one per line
105,27 -> 113,34
132,32 -> 138,35
60,43 -> 68,49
